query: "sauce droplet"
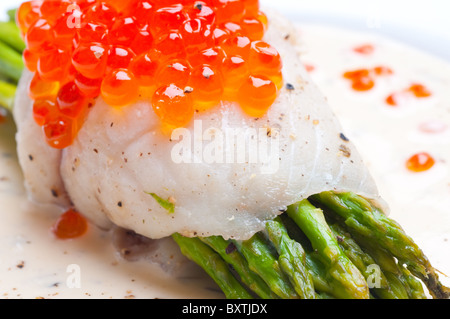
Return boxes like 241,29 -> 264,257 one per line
406,152 -> 435,173
51,208 -> 89,239
385,83 -> 432,107
353,44 -> 375,55
419,120 -> 448,134
343,66 -> 392,92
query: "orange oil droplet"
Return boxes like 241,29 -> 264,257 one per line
406,152 -> 435,173
353,44 -> 375,55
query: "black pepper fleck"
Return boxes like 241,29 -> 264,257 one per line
28,154 -> 34,161
286,83 -> 295,91
340,133 -> 350,142
117,201 -> 123,207
51,189 -> 58,198
194,2 -> 203,10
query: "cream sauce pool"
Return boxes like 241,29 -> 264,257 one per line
0,23 -> 449,298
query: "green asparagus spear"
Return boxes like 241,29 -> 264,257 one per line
0,40 -> 24,83
200,236 -> 278,299
7,9 -> 17,23
312,191 -> 449,299
172,233 -> 253,299
354,236 -> 426,299
0,80 -> 16,111
0,21 -> 25,53
266,217 -> 317,299
287,199 -> 370,299
328,222 -> 418,299
233,233 -> 300,299
400,266 -> 427,299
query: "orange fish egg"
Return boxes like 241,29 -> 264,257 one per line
56,81 -> 88,119
74,73 -> 102,99
43,113 -> 77,149
72,43 -> 109,79
101,69 -> 139,107
222,55 -> 249,98
37,48 -> 71,82
156,59 -> 192,88
130,50 -> 164,87
238,75 -> 277,117
189,65 -> 224,110
28,73 -> 60,100
32,98 -> 57,127
406,152 -> 436,173
152,84 -> 194,127
51,208 -> 89,240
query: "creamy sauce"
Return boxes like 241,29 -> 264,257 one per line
0,22 -> 449,298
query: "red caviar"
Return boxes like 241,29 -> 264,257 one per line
189,65 -> 224,110
238,75 -> 277,117
43,114 -> 77,149
343,66 -> 393,92
51,208 -> 89,240
18,0 -> 282,148
101,69 -> 139,107
406,152 -> 435,173
152,84 -> 194,127
385,83 -> 432,107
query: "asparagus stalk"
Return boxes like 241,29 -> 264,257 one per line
355,236 -> 426,299
0,9 -> 24,113
266,217 -> 317,299
0,21 -> 25,53
233,233 -> 300,299
312,191 -> 450,299
286,199 -> 370,299
0,40 -> 24,84
200,236 -> 279,299
7,9 -> 17,23
328,222 -> 423,299
0,80 -> 16,112
172,233 -> 253,299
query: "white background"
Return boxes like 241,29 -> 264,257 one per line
1,0 -> 449,60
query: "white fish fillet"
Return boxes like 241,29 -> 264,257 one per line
13,12 -> 382,240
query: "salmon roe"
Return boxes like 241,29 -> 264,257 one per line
51,208 -> 89,239
406,152 -> 435,173
18,0 -> 283,148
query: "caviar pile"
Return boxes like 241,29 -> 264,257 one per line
17,0 -> 283,149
